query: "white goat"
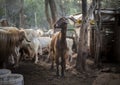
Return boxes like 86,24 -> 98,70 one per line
28,38 -> 42,63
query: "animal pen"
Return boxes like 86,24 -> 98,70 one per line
90,8 -> 120,63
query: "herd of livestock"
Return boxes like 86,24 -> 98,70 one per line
0,17 -> 78,77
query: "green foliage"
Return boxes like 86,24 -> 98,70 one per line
24,0 -> 47,29
1,0 -> 119,29
24,0 -> 81,29
0,0 -> 5,18
101,0 -> 120,8
56,0 -> 81,16
0,8 -> 4,17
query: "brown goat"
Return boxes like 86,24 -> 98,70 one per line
49,17 -> 68,77
0,27 -> 30,68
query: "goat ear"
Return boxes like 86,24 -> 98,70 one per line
54,23 -> 58,28
54,24 -> 56,28
63,17 -> 68,24
63,17 -> 68,20
19,28 -> 24,30
66,20 -> 68,24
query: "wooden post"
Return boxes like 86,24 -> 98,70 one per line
76,0 -> 88,72
94,0 -> 102,66
19,0 -> 24,28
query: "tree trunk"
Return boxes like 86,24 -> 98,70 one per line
49,0 -> 57,24
94,0 -> 102,66
76,0 -> 101,72
58,0 -> 65,16
45,0 -> 57,29
19,0 -> 24,28
76,0 -> 88,72
45,0 -> 52,29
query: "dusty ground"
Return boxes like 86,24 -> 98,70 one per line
12,60 -> 97,85
93,73 -> 120,85
12,59 -> 120,85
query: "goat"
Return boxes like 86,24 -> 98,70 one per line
49,17 -> 68,77
0,27 -> 30,68
20,37 -> 41,64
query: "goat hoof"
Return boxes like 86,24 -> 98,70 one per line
49,68 -> 54,72
55,72 -> 60,77
52,74 -> 60,78
34,60 -> 39,64
50,66 -> 54,70
13,65 -> 19,68
56,74 -> 60,78
61,75 -> 65,78
46,60 -> 50,63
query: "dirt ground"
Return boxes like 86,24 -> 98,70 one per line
12,59 -> 120,85
12,60 -> 96,85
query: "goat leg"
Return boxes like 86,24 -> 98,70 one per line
61,54 -> 65,77
50,56 -> 54,70
56,55 -> 59,76
35,55 -> 38,64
